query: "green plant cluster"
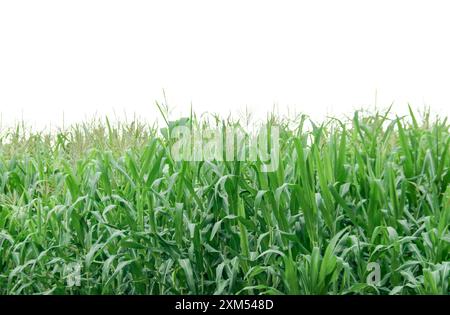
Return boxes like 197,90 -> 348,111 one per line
0,108 -> 448,294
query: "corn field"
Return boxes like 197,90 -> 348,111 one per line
0,108 -> 448,295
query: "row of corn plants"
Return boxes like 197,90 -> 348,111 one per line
0,107 -> 448,294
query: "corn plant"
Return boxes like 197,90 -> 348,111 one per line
0,107 -> 448,295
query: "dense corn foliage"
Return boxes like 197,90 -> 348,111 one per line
0,108 -> 448,295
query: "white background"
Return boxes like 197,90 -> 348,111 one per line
1,0 -> 449,129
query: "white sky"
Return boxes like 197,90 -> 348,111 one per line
0,0 -> 449,128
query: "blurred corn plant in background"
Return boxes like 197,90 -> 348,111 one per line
0,107 -> 448,295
